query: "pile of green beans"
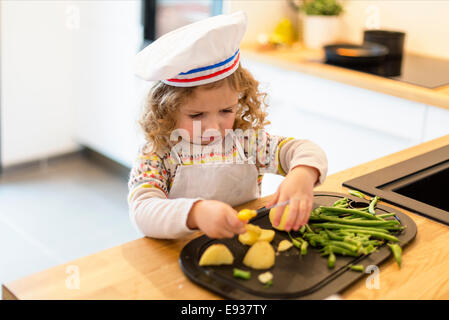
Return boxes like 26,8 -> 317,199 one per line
289,191 -> 404,269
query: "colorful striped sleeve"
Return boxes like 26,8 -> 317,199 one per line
254,131 -> 294,176
128,151 -> 170,201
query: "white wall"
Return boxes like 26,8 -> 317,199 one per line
224,0 -> 299,44
1,0 -> 79,166
227,0 -> 449,60
1,0 -> 146,168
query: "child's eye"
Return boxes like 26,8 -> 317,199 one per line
221,108 -> 234,113
189,113 -> 203,118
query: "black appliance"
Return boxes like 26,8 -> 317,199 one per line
323,29 -> 449,89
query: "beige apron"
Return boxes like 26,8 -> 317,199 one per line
168,132 -> 260,207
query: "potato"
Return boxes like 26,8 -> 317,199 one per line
277,240 -> 293,252
239,225 -> 275,245
243,241 -> 275,270
269,205 -> 291,231
257,229 -> 275,243
198,244 -> 234,266
258,271 -> 273,284
245,223 -> 262,236
238,224 -> 262,245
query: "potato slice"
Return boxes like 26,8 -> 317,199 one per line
269,205 -> 291,231
238,224 -> 262,246
243,241 -> 275,270
198,244 -> 234,266
257,229 -> 275,243
245,223 -> 262,235
258,271 -> 273,284
277,240 -> 293,252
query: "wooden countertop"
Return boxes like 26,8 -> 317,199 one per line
240,43 -> 449,111
3,134 -> 449,300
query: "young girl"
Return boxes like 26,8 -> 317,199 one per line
128,11 -> 328,239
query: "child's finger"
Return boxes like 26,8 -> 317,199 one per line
266,189 -> 280,208
284,196 -> 301,231
273,196 -> 289,228
226,211 -> 246,234
298,199 -> 313,227
292,199 -> 306,230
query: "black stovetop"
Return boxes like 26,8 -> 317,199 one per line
325,53 -> 449,89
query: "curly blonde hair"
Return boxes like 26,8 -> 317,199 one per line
139,64 -> 270,155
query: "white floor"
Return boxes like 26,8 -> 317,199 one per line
0,156 -> 142,299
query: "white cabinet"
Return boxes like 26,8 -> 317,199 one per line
241,58 -> 449,197
423,106 -> 449,142
72,1 -> 145,168
1,1 -> 79,166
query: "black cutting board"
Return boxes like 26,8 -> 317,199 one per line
179,192 -> 417,299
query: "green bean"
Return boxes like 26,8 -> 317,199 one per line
342,215 -> 363,220
360,244 -> 377,254
378,213 -> 397,219
305,224 -> 315,234
316,215 -> 399,227
325,229 -> 345,241
332,197 -> 349,208
326,240 -> 359,253
368,196 -> 380,214
291,237 -> 302,249
319,206 -> 384,221
361,240 -> 384,246
350,265 -> 364,272
343,237 -> 362,247
323,245 -> 359,257
300,240 -> 308,255
288,232 -> 301,245
348,190 -> 368,199
310,223 -> 390,234
299,225 -> 306,234
343,229 -> 399,242
388,243 -> 402,268
233,268 -> 251,280
328,251 -> 336,268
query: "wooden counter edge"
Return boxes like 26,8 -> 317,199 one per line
2,285 -> 18,300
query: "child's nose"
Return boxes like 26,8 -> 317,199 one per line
204,116 -> 221,132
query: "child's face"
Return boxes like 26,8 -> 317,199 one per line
176,82 -> 238,145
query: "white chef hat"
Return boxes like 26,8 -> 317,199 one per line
134,11 -> 248,87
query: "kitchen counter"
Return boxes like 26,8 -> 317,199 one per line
240,43 -> 449,111
3,133 -> 449,300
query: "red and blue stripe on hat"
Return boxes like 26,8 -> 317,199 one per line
163,49 -> 240,87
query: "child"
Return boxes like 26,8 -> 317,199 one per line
128,11 -> 328,239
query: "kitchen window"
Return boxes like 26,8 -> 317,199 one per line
142,0 -> 223,45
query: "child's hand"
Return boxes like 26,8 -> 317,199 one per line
266,165 -> 319,232
187,200 -> 247,239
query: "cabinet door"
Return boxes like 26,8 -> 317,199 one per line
423,105 -> 449,142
